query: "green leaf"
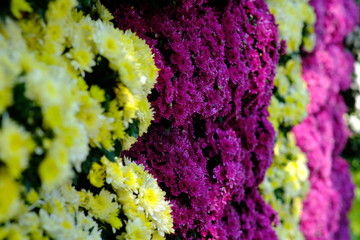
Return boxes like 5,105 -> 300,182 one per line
114,139 -> 122,157
274,188 -> 285,204
21,154 -> 43,192
125,119 -> 140,138
216,116 -> 223,123
102,147 -> 115,162
81,159 -> 93,175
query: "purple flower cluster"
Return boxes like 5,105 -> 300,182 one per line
123,120 -> 277,239
310,0 -> 359,50
109,0 -> 278,127
293,0 -> 359,239
104,0 -> 280,238
331,157 -> 355,240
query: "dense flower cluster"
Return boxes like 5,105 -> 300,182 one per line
84,156 -> 173,239
267,58 -> 310,131
266,0 -> 315,53
293,0 -> 359,238
260,133 -> 309,240
106,0 -> 280,238
108,0 -> 279,127
0,0 -> 173,239
295,43 -> 355,240
2,0 -> 358,239
259,1 -> 314,239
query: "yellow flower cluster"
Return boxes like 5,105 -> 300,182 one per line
85,157 -> 174,239
260,133 -> 309,239
267,0 -> 316,53
260,1 -> 315,239
268,58 -> 309,130
0,0 -> 156,188
0,0 -> 173,239
1,184 -> 102,240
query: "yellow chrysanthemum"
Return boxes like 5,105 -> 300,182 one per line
115,84 -> 138,123
101,156 -> 125,187
77,93 -> 104,139
87,189 -> 119,222
0,64 -> 15,114
94,24 -> 123,59
89,85 -> 106,103
0,170 -> 21,223
126,30 -> 158,93
152,205 -> 174,236
46,0 -> 77,21
10,0 -> 33,19
108,211 -> 123,229
137,98 -> 154,136
107,100 -> 126,140
138,178 -> 166,215
38,139 -> 70,188
88,162 -> 106,188
45,22 -> 64,43
26,189 -> 40,204
125,218 -> 152,240
0,224 -> 25,240
68,47 -> 96,74
95,0 -> 114,22
92,117 -> 114,150
152,231 -> 166,240
0,117 -> 35,178
0,88 -> 13,115
267,0 -> 316,53
116,188 -> 140,219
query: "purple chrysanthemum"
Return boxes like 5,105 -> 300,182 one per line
104,0 -> 280,238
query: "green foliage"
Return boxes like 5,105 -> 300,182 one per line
350,167 -> 360,239
125,119 -> 140,138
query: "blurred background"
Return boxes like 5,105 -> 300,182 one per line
343,12 -> 360,238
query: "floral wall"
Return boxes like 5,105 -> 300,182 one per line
0,0 -> 359,239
